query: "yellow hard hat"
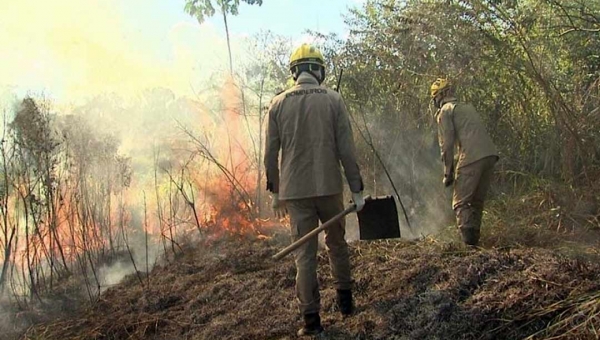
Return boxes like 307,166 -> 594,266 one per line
430,78 -> 452,98
289,43 -> 325,70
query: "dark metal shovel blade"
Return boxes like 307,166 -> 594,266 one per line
357,195 -> 401,240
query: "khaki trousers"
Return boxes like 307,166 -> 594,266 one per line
453,156 -> 498,235
286,193 -> 352,315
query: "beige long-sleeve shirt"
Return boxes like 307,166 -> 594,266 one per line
436,97 -> 498,176
264,73 -> 363,200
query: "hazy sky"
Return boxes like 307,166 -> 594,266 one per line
0,0 -> 362,105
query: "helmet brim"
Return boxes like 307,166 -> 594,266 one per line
290,57 -> 325,69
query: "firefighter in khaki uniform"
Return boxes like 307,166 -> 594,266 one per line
264,43 -> 365,336
431,78 -> 499,246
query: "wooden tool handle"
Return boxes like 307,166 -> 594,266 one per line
272,204 -> 356,261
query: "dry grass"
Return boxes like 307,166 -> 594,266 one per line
12,179 -> 600,340
20,231 -> 600,340
479,178 -> 600,252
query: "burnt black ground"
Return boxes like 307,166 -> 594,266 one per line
21,233 -> 600,340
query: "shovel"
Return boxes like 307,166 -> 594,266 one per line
272,195 -> 401,261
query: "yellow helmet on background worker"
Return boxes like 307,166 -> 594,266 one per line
289,43 -> 326,84
430,77 -> 453,98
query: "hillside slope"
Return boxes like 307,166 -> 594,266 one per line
23,235 -> 600,340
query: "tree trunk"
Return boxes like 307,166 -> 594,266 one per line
222,8 -> 233,76
257,78 -> 265,217
0,230 -> 15,296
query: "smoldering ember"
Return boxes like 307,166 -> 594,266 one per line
1,1 -> 600,340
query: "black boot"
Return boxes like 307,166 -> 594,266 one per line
336,289 -> 354,316
297,313 -> 324,336
460,226 -> 480,246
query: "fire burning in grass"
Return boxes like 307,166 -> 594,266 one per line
0,75 -> 278,338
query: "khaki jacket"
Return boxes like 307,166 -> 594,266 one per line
436,97 -> 498,176
264,73 -> 363,200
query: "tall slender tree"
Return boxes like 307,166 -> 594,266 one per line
184,0 -> 264,76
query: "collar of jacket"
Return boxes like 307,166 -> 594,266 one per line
440,96 -> 457,107
434,96 -> 458,119
296,72 -> 319,85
